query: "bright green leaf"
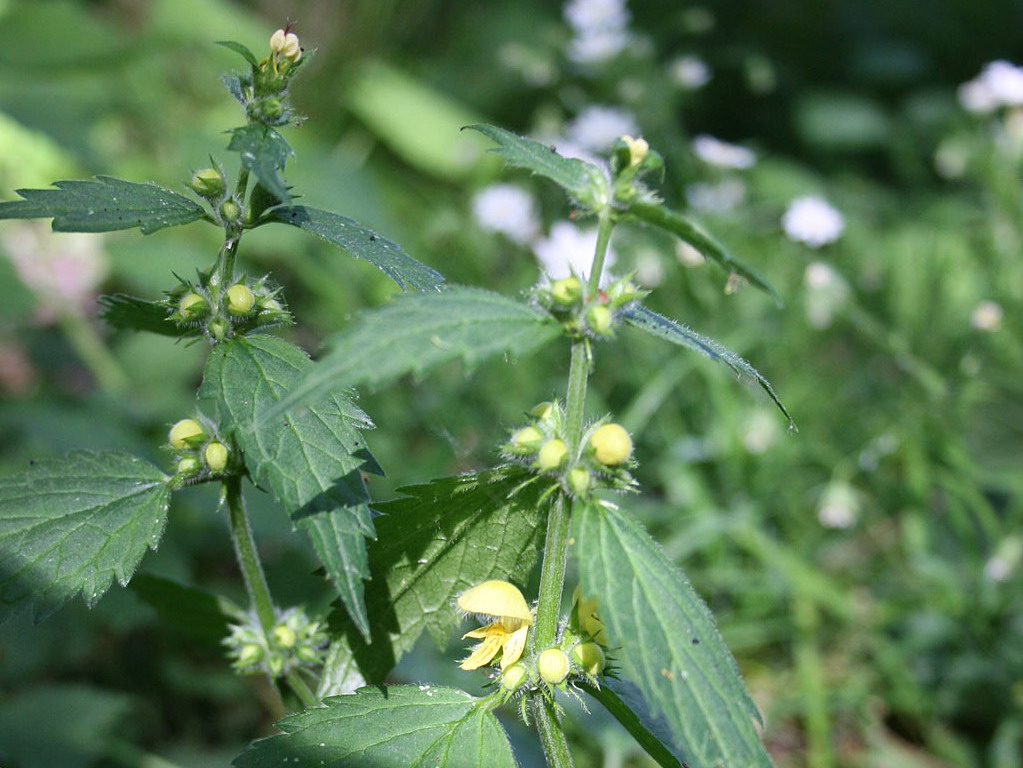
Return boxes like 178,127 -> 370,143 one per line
575,501 -> 774,768
625,201 -> 779,302
200,335 -> 380,639
98,294 -> 182,337
262,286 -> 562,424
0,176 -> 208,234
215,39 -> 259,67
467,123 -> 609,210
264,205 -> 444,292
227,124 -> 292,203
233,686 -> 518,768
318,468 -> 547,697
623,305 -> 793,427
0,452 -> 171,624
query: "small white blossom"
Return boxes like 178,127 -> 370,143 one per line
686,179 -> 747,214
691,134 -> 756,170
741,409 -> 779,455
803,261 -> 850,329
959,60 -> 1023,113
532,220 -> 616,286
567,29 -> 631,64
564,0 -> 630,32
472,184 -> 540,245
817,480 -> 859,530
565,106 -> 639,153
984,537 -> 1022,583
971,300 -> 1003,332
669,55 -> 712,90
782,196 -> 845,248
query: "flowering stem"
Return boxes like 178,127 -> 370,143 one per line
225,476 -> 276,633
586,206 -> 614,295
533,696 -> 575,768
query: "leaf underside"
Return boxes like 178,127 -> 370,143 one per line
466,122 -> 607,209
575,501 -> 775,768
0,452 -> 171,624
228,124 -> 292,204
233,686 -> 518,768
262,285 -> 562,424
624,305 -> 793,427
0,176 -> 207,234
200,334 -> 380,639
265,204 -> 444,292
318,467 -> 548,697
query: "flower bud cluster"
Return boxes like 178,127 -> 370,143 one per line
534,273 -> 646,341
502,401 -> 637,499
166,274 -> 291,342
186,164 -> 247,230
610,134 -> 664,206
223,607 -> 328,678
167,416 -> 235,482
220,28 -> 309,129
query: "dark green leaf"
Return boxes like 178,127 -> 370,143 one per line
227,124 -> 292,204
215,40 -> 259,67
262,286 -> 562,424
233,686 -> 517,768
625,201 -> 780,302
578,678 -> 689,768
575,502 -> 774,768
0,452 -> 171,623
222,73 -> 247,105
319,467 -> 547,696
98,294 -> 180,337
264,205 -> 444,292
199,335 -> 380,639
467,123 -> 609,210
0,176 -> 207,234
624,305 -> 793,427
130,573 -> 240,646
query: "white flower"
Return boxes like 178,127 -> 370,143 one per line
669,55 -> 712,90
532,221 -> 616,285
959,60 -> 1023,113
971,300 -> 1003,332
686,179 -> 747,213
983,537 -> 1021,583
803,261 -> 849,329
958,78 -> 1000,114
782,196 -> 845,248
691,134 -> 756,169
741,409 -> 779,455
472,184 -> 540,245
565,106 -> 639,152
564,0 -> 631,64
817,481 -> 859,530
567,29 -> 631,64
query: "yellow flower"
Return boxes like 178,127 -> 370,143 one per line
457,580 -> 532,671
621,135 -> 649,167
572,586 -> 608,646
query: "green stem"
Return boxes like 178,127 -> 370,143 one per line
286,670 -> 318,709
533,696 -> 575,768
225,477 -> 276,632
585,207 -> 614,295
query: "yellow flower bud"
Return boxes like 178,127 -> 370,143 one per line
168,418 -> 205,449
510,426 -> 544,453
176,457 -> 200,474
178,292 -> 207,319
589,423 -> 632,466
220,199 -> 241,223
273,625 -> 298,649
204,441 -> 229,473
537,648 -> 570,685
567,466 -> 591,496
189,168 -> 225,199
226,284 -> 256,315
537,438 -> 569,471
550,277 -> 583,306
586,305 -> 613,335
571,642 -> 606,676
270,29 -> 301,62
622,135 -> 649,167
530,401 -> 555,420
501,662 -> 528,692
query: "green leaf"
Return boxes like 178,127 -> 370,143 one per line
0,176 -> 208,234
625,200 -> 779,302
215,39 -> 259,67
623,305 -> 793,427
233,686 -> 518,768
318,468 -> 547,697
199,335 -> 380,639
98,294 -> 180,337
578,678 -> 689,768
264,205 -> 444,292
129,573 -> 240,646
0,452 -> 171,624
467,123 -> 609,210
227,124 -> 292,204
262,286 -> 562,425
575,501 -> 774,768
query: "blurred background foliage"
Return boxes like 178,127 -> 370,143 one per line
1,0 -> 1022,766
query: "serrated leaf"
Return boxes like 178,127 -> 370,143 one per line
0,452 -> 171,624
264,205 -> 444,292
0,176 -> 208,234
98,294 -> 180,337
318,468 -> 547,697
623,305 -> 793,427
215,40 -> 259,67
234,686 -> 518,768
578,677 -> 689,768
262,286 -> 562,425
575,502 -> 774,768
625,201 -> 779,302
227,124 -> 292,204
467,123 -> 609,210
129,573 -> 240,645
200,335 -> 379,639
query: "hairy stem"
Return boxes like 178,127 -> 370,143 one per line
533,697 -> 575,768
586,206 -> 614,295
225,476 -> 276,632
286,670 -> 319,709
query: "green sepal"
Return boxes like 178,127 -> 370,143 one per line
0,176 -> 209,234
